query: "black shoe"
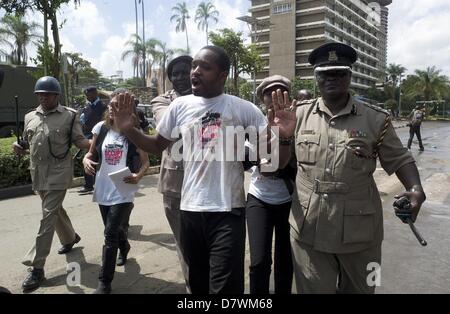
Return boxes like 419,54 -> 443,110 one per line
117,244 -> 130,266
22,268 -> 45,291
78,187 -> 93,194
419,147 -> 424,151
93,281 -> 111,294
58,233 -> 81,254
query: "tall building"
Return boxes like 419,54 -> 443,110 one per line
247,0 -> 392,93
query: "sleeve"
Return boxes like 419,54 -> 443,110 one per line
156,100 -> 179,141
378,122 -> 416,175
71,111 -> 87,146
91,121 -> 104,136
243,101 -> 267,129
151,96 -> 170,124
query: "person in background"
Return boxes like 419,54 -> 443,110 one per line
407,104 -> 426,151
151,54 -> 193,292
79,86 -> 106,194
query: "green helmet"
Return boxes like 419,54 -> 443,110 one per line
34,76 -> 61,94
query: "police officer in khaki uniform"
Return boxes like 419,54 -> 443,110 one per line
268,43 -> 426,294
151,55 -> 192,292
13,76 -> 91,292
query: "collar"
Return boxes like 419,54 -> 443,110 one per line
314,94 -> 358,117
89,97 -> 101,106
36,104 -> 64,115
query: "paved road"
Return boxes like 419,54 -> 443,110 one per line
0,121 -> 448,294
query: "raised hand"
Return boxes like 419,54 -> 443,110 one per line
267,89 -> 297,138
110,92 -> 135,133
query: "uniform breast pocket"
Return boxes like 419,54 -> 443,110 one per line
344,138 -> 372,170
343,199 -> 376,244
296,134 -> 321,164
49,128 -> 70,157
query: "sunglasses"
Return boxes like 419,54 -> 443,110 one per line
316,71 -> 349,78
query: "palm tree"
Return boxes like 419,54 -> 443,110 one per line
195,1 -> 219,45
146,38 -> 185,92
0,14 -> 41,65
386,63 -> 407,88
121,34 -> 145,81
404,66 -> 449,101
171,2 -> 190,53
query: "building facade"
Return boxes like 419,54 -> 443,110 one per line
248,0 -> 392,93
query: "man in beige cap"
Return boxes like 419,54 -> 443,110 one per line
266,42 -> 426,294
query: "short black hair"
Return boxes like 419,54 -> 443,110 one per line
201,45 -> 231,73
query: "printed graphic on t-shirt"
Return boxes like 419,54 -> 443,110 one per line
198,112 -> 221,149
104,143 -> 124,165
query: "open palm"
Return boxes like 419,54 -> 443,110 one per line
267,90 -> 297,138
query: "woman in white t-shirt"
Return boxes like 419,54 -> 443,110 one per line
83,91 -> 149,294
246,76 -> 296,294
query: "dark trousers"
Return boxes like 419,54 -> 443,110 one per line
98,203 -> 133,283
179,208 -> 246,294
246,193 -> 293,294
407,125 -> 424,150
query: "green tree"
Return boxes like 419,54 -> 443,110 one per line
386,63 -> 406,100
147,38 -> 185,93
195,1 -> 219,45
0,0 -> 81,78
403,66 -> 449,101
291,77 -> 316,99
121,33 -> 145,85
171,2 -> 190,53
0,14 -> 41,65
209,28 -> 263,96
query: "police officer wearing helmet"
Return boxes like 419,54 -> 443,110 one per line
267,42 -> 426,293
13,76 -> 91,292
150,54 -> 192,292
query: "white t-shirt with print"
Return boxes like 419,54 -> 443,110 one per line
245,142 -> 291,205
157,94 -> 267,212
92,121 -> 134,206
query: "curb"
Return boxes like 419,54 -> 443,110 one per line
0,166 -> 161,201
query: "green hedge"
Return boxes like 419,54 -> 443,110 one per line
0,136 -> 161,189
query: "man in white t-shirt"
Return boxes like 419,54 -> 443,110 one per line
111,46 -> 267,294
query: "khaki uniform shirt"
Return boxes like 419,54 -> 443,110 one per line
23,105 -> 86,191
152,90 -> 184,198
290,96 -> 415,254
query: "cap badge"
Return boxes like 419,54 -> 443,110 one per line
328,51 -> 338,62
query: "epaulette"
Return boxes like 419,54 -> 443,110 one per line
64,106 -> 78,114
362,102 -> 390,116
295,98 -> 317,107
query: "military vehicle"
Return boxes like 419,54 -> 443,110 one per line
0,64 -> 38,138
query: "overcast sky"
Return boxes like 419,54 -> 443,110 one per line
1,0 -> 449,79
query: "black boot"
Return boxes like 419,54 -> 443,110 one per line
22,268 -> 45,291
117,242 -> 131,266
93,281 -> 111,294
98,245 -> 118,292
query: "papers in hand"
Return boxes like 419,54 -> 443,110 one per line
108,167 -> 139,197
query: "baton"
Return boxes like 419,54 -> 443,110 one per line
406,217 -> 427,246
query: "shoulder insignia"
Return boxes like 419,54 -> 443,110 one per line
296,98 -> 317,107
361,102 -> 390,116
64,106 -> 78,114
